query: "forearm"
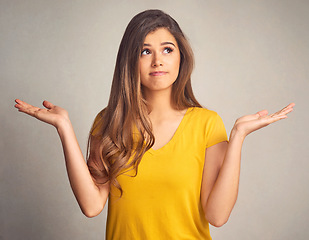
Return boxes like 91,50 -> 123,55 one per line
204,129 -> 245,226
57,119 -> 108,217
202,103 -> 294,226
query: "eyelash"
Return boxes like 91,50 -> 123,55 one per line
141,49 -> 151,55
163,47 -> 173,54
141,47 -> 174,56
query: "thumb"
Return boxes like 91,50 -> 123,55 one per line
257,110 -> 268,117
42,100 -> 54,109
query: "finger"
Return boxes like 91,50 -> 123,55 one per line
14,99 -> 28,109
257,110 -> 268,117
42,100 -> 55,109
266,114 -> 288,125
270,103 -> 295,117
14,99 -> 40,115
278,103 -> 295,113
236,110 -> 268,124
14,99 -> 22,109
15,99 -> 35,108
15,99 -> 30,107
282,103 -> 295,115
266,106 -> 293,123
286,102 -> 295,108
15,99 -> 22,104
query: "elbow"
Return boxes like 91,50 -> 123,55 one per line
82,208 -> 102,218
203,200 -> 236,227
208,217 -> 229,228
205,211 -> 230,228
81,205 -> 104,218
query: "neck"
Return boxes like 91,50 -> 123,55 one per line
143,88 -> 175,118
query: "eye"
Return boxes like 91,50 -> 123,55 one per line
141,49 -> 151,56
163,47 -> 173,54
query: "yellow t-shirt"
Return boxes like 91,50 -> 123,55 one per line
103,107 -> 228,240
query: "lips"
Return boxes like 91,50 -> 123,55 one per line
149,71 -> 167,76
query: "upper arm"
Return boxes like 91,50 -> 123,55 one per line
87,111 -> 110,197
201,141 -> 228,209
87,136 -> 110,179
87,152 -> 110,196
87,145 -> 110,212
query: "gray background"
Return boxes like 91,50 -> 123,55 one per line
1,0 -> 308,239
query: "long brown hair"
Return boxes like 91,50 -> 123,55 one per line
87,9 -> 201,196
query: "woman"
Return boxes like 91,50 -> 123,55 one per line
14,9 -> 294,240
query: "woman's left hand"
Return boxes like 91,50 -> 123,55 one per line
232,103 -> 295,139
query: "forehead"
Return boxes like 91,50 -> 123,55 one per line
144,28 -> 177,45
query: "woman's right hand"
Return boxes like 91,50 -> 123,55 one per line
14,99 -> 70,129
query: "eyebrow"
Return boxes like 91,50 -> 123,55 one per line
143,42 -> 176,47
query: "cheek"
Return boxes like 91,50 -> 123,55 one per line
139,62 -> 148,85
139,62 -> 144,76
173,52 -> 181,69
139,59 -> 147,72
173,57 -> 181,75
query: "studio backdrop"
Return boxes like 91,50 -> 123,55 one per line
1,0 -> 308,239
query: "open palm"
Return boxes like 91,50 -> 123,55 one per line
14,99 -> 69,128
233,103 -> 295,138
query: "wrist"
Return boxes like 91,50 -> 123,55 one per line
229,127 -> 246,143
55,117 -> 72,133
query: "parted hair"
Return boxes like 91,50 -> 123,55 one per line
87,9 -> 201,196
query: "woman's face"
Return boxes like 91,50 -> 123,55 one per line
139,28 -> 181,95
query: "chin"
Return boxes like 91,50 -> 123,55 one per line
142,84 -> 173,93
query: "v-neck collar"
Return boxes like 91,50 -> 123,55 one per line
147,107 -> 193,155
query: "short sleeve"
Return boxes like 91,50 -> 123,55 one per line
205,112 -> 228,148
90,109 -> 105,137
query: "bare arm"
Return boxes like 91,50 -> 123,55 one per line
201,103 -> 295,227
14,99 -> 109,217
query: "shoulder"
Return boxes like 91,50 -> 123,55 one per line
91,108 -> 106,136
94,109 -> 105,123
187,107 -> 226,131
184,107 -> 227,147
187,107 -> 220,121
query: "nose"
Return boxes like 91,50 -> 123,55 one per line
151,52 -> 163,67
